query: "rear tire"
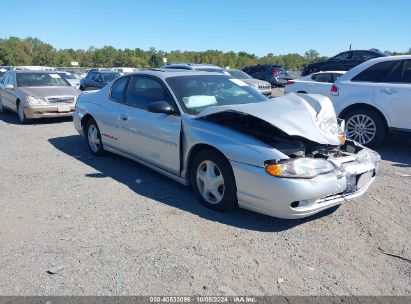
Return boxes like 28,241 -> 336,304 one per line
191,149 -> 237,212
85,118 -> 105,156
343,108 -> 387,147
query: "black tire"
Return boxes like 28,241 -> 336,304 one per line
343,108 -> 387,148
85,118 -> 105,156
17,101 -> 28,124
190,149 -> 237,212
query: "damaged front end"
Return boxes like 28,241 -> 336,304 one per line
196,94 -> 380,217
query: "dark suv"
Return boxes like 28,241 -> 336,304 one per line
79,70 -> 120,91
301,50 -> 387,76
242,65 -> 288,87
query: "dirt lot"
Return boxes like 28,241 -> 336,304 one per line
0,107 -> 410,296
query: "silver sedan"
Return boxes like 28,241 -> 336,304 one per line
73,70 -> 380,219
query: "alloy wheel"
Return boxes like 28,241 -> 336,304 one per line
346,114 -> 377,145
196,160 -> 225,204
87,124 -> 101,153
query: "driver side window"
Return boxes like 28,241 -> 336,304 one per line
126,76 -> 172,110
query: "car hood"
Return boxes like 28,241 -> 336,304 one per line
18,86 -> 81,97
194,93 -> 340,146
241,78 -> 271,86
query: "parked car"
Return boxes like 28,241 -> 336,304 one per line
331,55 -> 411,147
161,63 -> 227,73
57,71 -> 80,88
242,64 -> 288,87
0,70 -> 81,123
302,50 -> 387,76
226,69 -> 272,95
79,70 -> 120,91
73,70 -> 380,219
285,71 -> 345,97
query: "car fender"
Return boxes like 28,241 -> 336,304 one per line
181,116 -> 287,170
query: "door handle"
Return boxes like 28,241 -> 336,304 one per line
120,114 -> 129,121
380,88 -> 396,95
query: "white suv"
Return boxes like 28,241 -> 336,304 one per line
331,55 -> 411,147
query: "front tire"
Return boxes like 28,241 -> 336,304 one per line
344,108 -> 387,147
85,118 -> 105,156
17,101 -> 28,124
191,149 -> 237,212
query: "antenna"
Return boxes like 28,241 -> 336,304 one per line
349,44 -> 352,50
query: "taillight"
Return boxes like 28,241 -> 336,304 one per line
287,80 -> 295,85
271,70 -> 281,74
331,85 -> 339,96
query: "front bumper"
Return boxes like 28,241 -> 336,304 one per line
231,146 -> 381,219
259,88 -> 272,96
24,104 -> 75,119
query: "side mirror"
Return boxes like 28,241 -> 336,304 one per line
147,101 -> 176,115
4,84 -> 14,90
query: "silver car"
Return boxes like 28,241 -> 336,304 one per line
0,70 -> 81,123
73,70 -> 380,219
226,69 -> 272,96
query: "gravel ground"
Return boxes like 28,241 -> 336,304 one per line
0,107 -> 410,296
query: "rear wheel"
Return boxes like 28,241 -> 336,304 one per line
344,108 -> 387,147
85,118 -> 105,156
191,149 -> 237,212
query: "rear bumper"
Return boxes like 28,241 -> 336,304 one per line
24,104 -> 75,119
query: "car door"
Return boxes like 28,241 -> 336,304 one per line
373,60 -> 411,130
97,75 -> 132,150
1,72 -> 17,110
118,75 -> 181,175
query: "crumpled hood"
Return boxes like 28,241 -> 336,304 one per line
19,86 -> 81,98
195,93 -> 340,146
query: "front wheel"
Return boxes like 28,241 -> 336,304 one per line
191,149 -> 237,212
86,118 -> 105,156
17,102 -> 28,124
344,108 -> 387,147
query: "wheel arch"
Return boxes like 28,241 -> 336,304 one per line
185,143 -> 231,183
81,113 -> 95,133
338,103 -> 389,129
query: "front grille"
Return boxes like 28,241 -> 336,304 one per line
258,84 -> 271,89
46,96 -> 75,103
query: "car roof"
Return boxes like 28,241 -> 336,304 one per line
14,70 -> 59,74
124,69 -> 228,80
335,55 -> 411,81
162,63 -> 223,69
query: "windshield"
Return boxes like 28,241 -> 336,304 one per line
227,69 -> 252,79
166,75 -> 267,115
16,73 -> 71,87
102,72 -> 120,82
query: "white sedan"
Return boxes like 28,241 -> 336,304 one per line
285,71 -> 345,97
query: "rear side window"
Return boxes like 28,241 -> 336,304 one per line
126,76 -> 171,109
353,51 -> 378,60
401,60 -> 411,83
352,61 -> 399,82
110,76 -> 130,103
311,73 -> 334,83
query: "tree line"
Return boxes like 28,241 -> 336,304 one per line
1,37 -> 410,70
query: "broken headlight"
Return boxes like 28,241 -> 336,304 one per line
265,158 -> 335,179
26,96 -> 48,105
